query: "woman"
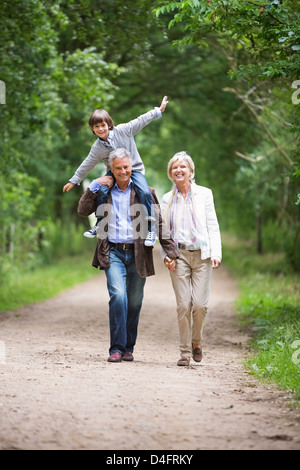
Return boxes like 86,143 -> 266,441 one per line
161,151 -> 222,367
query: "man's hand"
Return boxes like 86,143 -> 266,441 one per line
95,175 -> 114,188
160,96 -> 169,113
63,182 -> 75,192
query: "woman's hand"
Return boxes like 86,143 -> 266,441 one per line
212,258 -> 221,269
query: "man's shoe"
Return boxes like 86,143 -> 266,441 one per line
177,356 -> 190,367
122,351 -> 134,362
144,231 -> 156,246
192,347 -> 202,363
84,225 -> 98,238
107,352 -> 122,362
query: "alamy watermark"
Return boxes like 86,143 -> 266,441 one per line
292,80 -> 300,105
0,80 -> 6,104
95,203 -> 172,240
291,340 -> 300,365
0,341 -> 6,365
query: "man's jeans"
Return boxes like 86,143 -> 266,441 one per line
105,246 -> 146,355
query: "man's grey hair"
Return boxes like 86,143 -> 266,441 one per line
108,148 -> 132,168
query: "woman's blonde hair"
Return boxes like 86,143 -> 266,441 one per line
167,151 -> 195,182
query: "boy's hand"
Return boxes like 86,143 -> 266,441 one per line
160,96 -> 169,113
63,182 -> 75,192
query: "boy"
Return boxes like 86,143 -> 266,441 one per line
63,96 -> 169,246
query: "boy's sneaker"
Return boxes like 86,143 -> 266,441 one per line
144,230 -> 156,246
84,225 -> 98,238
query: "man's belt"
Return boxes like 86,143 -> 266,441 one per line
109,242 -> 134,251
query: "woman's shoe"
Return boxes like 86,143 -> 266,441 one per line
177,356 -> 190,367
192,347 -> 202,363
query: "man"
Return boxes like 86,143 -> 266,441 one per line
78,148 -> 179,362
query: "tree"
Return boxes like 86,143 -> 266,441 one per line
154,0 -> 300,260
0,0 -> 120,266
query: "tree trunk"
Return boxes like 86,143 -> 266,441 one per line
256,199 -> 263,255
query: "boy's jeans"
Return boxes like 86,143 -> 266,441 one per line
104,245 -> 146,355
96,170 -> 154,221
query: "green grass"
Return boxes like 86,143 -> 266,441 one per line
223,233 -> 300,404
0,253 -> 99,312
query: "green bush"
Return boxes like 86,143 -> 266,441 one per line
0,217 -> 95,305
223,234 -> 300,404
0,253 -> 98,312
238,297 -> 300,401
38,218 -> 92,263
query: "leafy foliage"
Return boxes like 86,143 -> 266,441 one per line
154,1 -> 300,68
0,0 -> 299,282
0,0 -> 121,273
154,0 -> 300,266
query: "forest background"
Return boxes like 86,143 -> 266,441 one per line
0,1 -> 299,399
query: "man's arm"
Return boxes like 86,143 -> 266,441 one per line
77,188 -> 98,217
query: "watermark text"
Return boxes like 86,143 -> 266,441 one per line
291,340 -> 300,365
0,80 -> 6,104
292,80 -> 300,105
95,203 -> 172,240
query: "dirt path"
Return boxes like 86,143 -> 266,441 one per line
0,247 -> 299,450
